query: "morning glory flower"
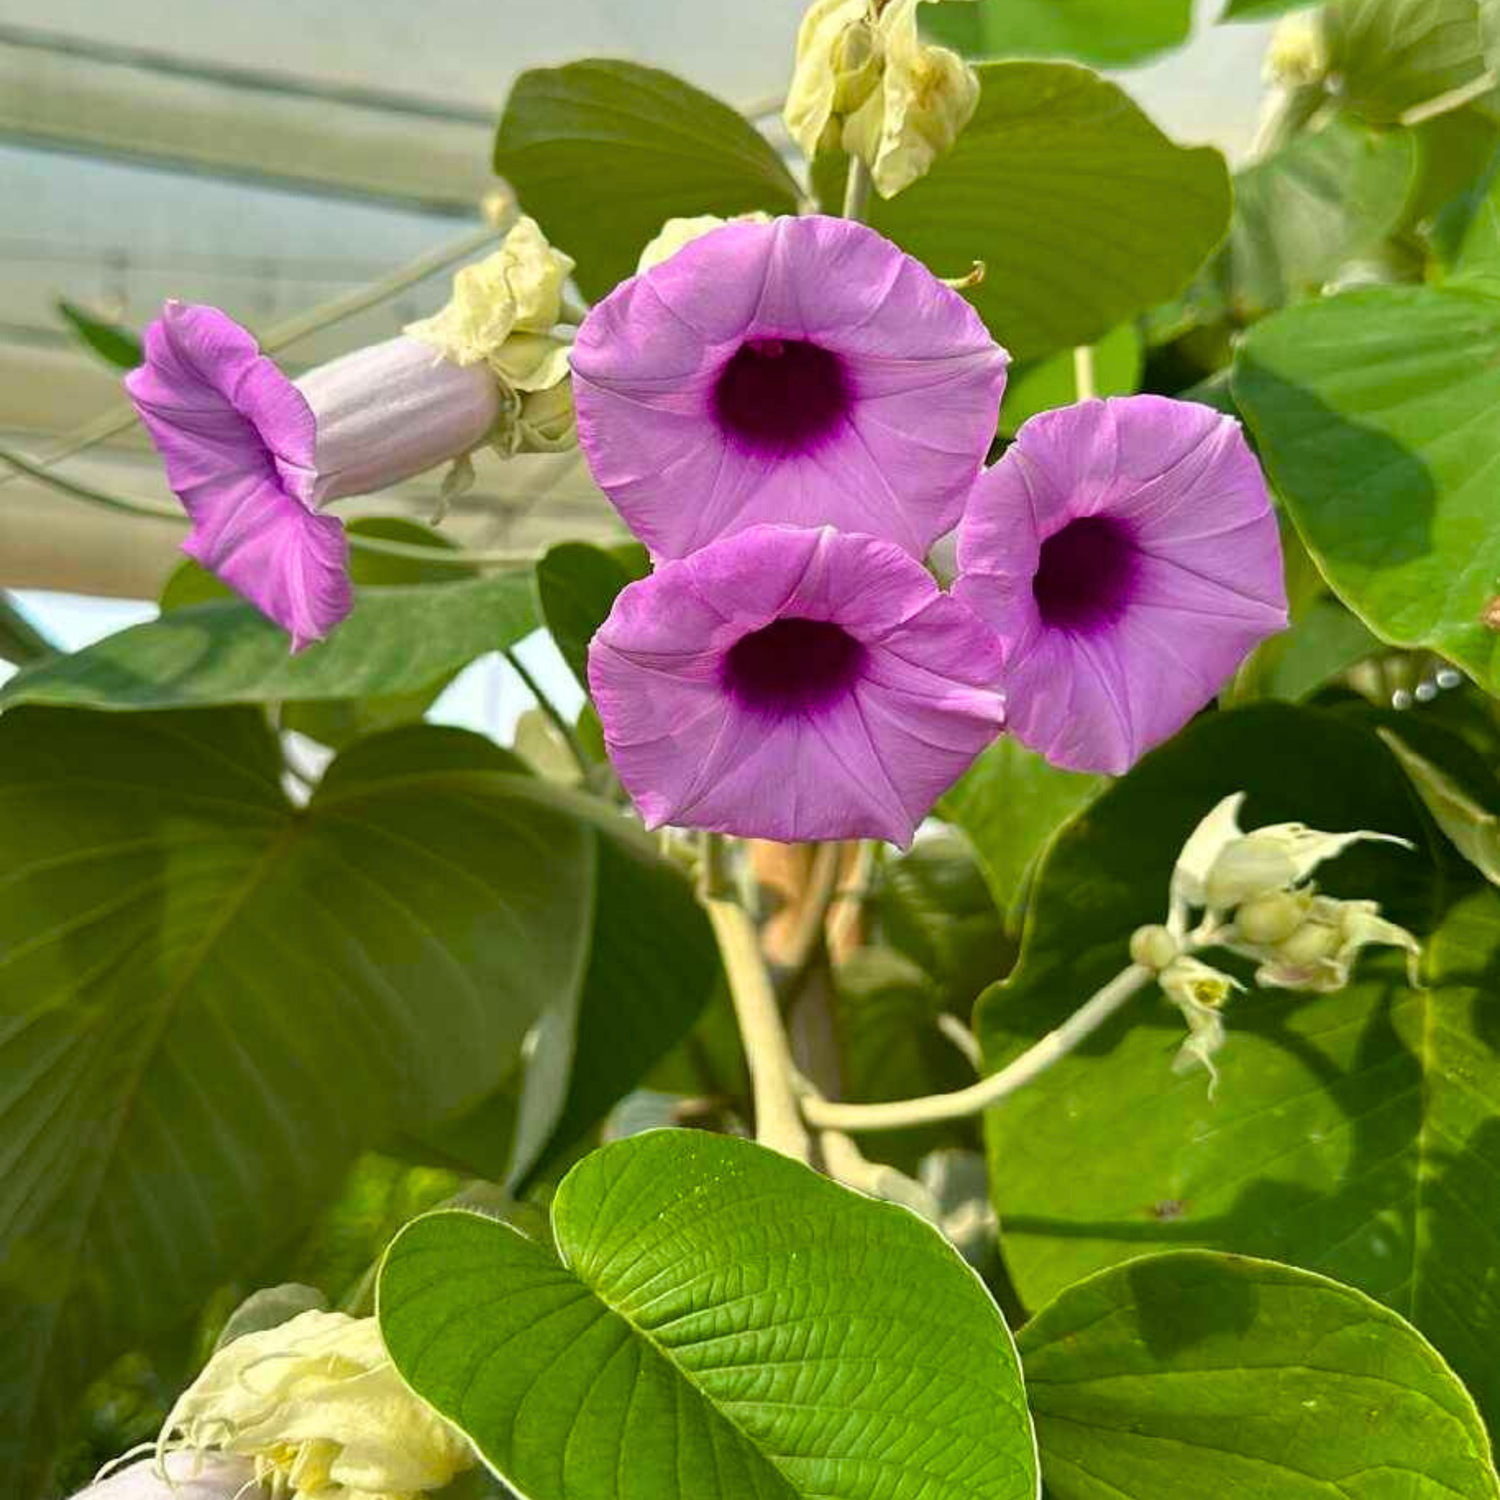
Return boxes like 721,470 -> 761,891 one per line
955,396 -> 1288,775
588,523 -> 1005,845
571,214 -> 1009,561
125,304 -> 502,651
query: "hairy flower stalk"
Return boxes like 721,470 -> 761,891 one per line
589,523 -> 1004,844
125,218 -> 575,651
956,396 -> 1288,774
152,1309 -> 474,1500
572,214 -> 1008,561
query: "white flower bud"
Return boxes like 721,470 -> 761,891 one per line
76,1454 -> 257,1500
637,212 -> 774,273
1233,888 -> 1310,946
1204,837 -> 1300,912
156,1309 -> 474,1500
1129,923 -> 1178,971
1264,12 -> 1329,89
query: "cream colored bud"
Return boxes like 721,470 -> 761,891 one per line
406,216 -> 574,371
842,0 -> 979,198
784,0 -> 874,161
1277,918 -> 1343,966
1265,12 -> 1329,89
1204,837 -> 1299,912
156,1309 -> 474,1500
1130,924 -> 1179,971
514,377 -> 578,455
1233,889 -> 1310,946
830,17 -> 882,111
637,212 -> 774,273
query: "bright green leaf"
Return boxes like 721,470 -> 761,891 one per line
494,60 -> 803,301
1021,1252 -> 1500,1500
1325,0 -> 1486,125
0,710 -> 598,1492
1229,596 -> 1382,703
55,299 -> 142,371
379,1131 -> 1039,1500
0,593 -> 53,667
534,540 -> 649,692
1233,285 -> 1500,695
922,0 -> 1192,68
939,736 -> 1105,922
1000,324 -> 1142,436
862,62 -> 1231,361
0,572 -> 536,713
1380,727 -> 1500,882
974,703 -> 1500,1437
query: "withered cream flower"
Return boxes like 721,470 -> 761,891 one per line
1159,956 -> 1239,1092
637,212 -> 774,272
156,1309 -> 473,1500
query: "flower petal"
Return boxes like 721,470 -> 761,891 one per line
80,1454 -> 257,1500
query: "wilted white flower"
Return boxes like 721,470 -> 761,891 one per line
637,212 -> 774,272
156,1309 -> 473,1500
785,0 -> 979,198
1129,923 -> 1179,972
1234,894 -> 1422,994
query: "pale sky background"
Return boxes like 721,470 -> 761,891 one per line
0,0 -> 1275,739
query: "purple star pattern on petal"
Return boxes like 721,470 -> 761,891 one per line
955,395 -> 1287,775
589,524 -> 1005,845
571,215 -> 1009,561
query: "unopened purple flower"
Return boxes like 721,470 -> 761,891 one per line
126,303 -> 501,651
589,524 -> 1004,845
955,396 -> 1286,775
571,215 -> 1008,561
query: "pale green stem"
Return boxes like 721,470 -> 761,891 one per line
0,223 -> 498,491
1073,344 -> 1097,402
798,962 -> 1155,1133
704,890 -> 813,1163
842,156 -> 874,223
502,645 -> 591,777
0,443 -> 539,568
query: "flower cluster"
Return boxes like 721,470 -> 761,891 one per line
575,212 -> 1286,842
124,217 -> 576,651
1129,792 -> 1423,1089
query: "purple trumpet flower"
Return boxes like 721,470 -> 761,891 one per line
126,303 -> 502,651
956,395 -> 1287,775
571,215 -> 1008,561
589,523 -> 1005,845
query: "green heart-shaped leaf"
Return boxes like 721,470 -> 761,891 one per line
379,1130 -> 1039,1500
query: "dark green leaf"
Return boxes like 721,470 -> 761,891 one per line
862,62 -> 1231,361
939,736 -> 1105,923
1021,1252 -> 1500,1500
0,572 -> 536,714
1221,0 -> 1317,17
534,540 -> 649,692
1380,726 -> 1500,882
1230,596 -> 1382,703
0,710 -> 599,1492
974,703 -> 1500,1437
379,1131 -> 1038,1500
922,0 -> 1192,68
1233,285 -> 1500,695
55,299 -> 142,371
494,60 -> 803,301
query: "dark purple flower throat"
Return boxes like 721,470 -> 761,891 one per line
1033,516 -> 1139,633
713,338 -> 850,455
722,616 -> 866,719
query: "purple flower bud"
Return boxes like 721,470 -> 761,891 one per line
126,304 -> 500,652
74,1454 -> 258,1500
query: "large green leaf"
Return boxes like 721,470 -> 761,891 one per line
974,704 -> 1500,1437
862,62 -> 1231,361
533,540 -> 648,693
1020,1252 -> 1500,1500
939,736 -> 1105,922
922,0 -> 1192,68
1325,0 -> 1486,125
494,60 -> 803,302
0,709 -> 598,1495
379,1130 -> 1039,1500
0,572 -> 535,713
1234,285 -> 1500,695
1216,120 -> 1417,320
